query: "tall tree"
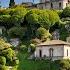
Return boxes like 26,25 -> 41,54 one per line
9,0 -> 15,7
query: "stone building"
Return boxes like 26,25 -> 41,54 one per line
36,0 -> 70,9
21,2 -> 33,7
21,2 -> 37,8
34,40 -> 70,60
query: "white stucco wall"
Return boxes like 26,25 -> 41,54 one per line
35,44 -> 70,60
62,1 -> 68,9
63,45 -> 70,59
35,45 -> 64,58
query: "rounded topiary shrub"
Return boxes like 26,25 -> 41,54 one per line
0,56 -> 6,65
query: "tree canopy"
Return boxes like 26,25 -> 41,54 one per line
61,7 -> 70,18
26,9 -> 60,30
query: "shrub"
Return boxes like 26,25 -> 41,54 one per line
61,7 -> 70,18
19,45 -> 27,52
0,56 -> 6,65
59,59 -> 70,70
29,44 -> 36,53
36,27 -> 51,41
12,66 -> 18,70
8,27 -> 27,39
30,38 -> 41,45
2,48 -> 15,61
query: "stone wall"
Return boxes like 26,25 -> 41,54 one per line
37,0 -> 68,9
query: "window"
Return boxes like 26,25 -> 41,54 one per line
51,3 -> 53,8
39,50 -> 42,57
59,3 -> 61,8
67,49 -> 68,56
68,0 -> 70,3
45,3 -> 46,7
49,48 -> 54,57
66,3 -> 68,6
41,5 -> 43,9
45,0 -> 46,2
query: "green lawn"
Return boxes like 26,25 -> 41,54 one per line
17,51 -> 60,70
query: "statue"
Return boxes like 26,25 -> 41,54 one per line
52,29 -> 60,40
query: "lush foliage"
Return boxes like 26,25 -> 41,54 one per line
1,4 -> 70,70
61,7 -> 70,18
36,27 -> 51,41
17,50 -> 70,70
0,38 -> 19,70
8,27 -> 27,39
25,9 -> 59,29
59,59 -> 70,70
0,5 -> 70,41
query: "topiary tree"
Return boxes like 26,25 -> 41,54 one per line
36,27 -> 51,41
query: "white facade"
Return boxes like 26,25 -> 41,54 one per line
63,45 -> 70,59
34,40 -> 70,60
36,0 -> 69,9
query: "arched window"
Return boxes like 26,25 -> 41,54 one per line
49,48 -> 54,57
51,3 -> 53,8
39,50 -> 42,57
67,49 -> 68,56
59,2 -> 61,8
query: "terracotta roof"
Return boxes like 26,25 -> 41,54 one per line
37,40 -> 70,46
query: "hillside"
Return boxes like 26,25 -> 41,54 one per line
0,5 -> 70,70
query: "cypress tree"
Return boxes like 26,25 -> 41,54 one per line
9,0 -> 15,7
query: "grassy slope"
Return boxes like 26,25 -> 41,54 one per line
17,51 -> 60,70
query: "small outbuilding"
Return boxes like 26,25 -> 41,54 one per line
34,40 -> 70,60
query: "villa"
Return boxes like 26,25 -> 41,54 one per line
36,0 -> 70,9
34,40 -> 70,60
